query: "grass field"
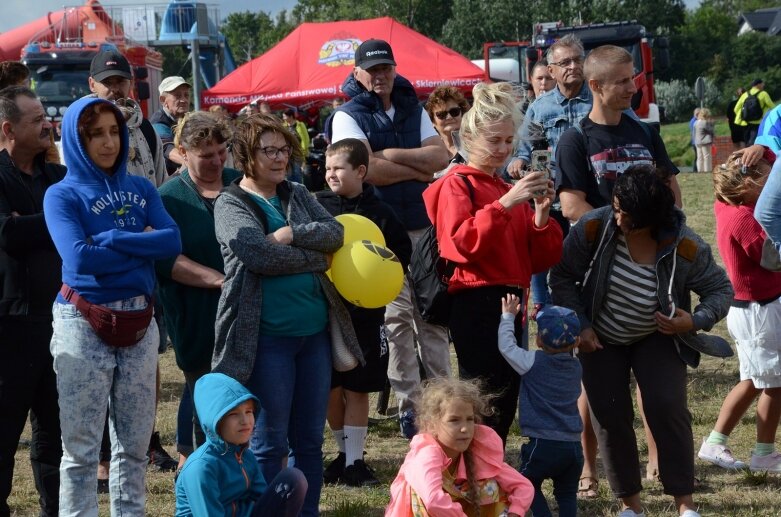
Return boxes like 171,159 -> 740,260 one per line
10,171 -> 781,516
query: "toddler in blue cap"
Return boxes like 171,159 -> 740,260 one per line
499,294 -> 584,517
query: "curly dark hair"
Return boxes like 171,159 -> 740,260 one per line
424,85 -> 470,122
613,165 -> 677,237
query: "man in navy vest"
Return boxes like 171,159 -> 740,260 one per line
328,39 -> 450,439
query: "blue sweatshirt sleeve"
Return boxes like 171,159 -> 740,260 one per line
90,181 -> 182,260
44,187 -> 147,276
177,459 -> 231,517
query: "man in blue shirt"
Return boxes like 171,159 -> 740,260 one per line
506,34 -> 588,313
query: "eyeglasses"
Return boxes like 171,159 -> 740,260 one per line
434,107 -> 463,120
549,56 -> 585,68
260,146 -> 292,159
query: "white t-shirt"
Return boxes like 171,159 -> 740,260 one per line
331,105 -> 439,146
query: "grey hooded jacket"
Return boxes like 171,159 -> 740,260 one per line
212,179 -> 362,382
549,206 -> 733,368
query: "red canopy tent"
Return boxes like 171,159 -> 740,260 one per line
201,17 -> 484,112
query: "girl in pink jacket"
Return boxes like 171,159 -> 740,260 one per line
385,378 -> 533,517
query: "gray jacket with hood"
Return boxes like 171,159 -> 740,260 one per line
549,206 -> 733,368
212,179 -> 362,383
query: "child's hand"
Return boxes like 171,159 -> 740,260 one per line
501,293 -> 521,316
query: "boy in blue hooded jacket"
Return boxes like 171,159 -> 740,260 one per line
175,373 -> 307,517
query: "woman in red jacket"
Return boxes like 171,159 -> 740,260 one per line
423,82 -> 563,443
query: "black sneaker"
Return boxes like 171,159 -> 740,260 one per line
147,431 -> 178,472
343,459 -> 380,487
323,452 -> 345,484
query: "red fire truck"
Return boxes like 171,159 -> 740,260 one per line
483,21 -> 670,126
18,1 -> 162,123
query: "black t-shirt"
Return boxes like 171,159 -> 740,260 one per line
556,114 -> 678,209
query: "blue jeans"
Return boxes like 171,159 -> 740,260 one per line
756,158 -> 781,253
51,298 -> 158,517
519,437 -> 583,517
251,467 -> 308,517
176,383 -> 194,454
530,271 -> 552,306
246,330 -> 331,517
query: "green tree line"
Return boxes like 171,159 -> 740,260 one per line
216,0 -> 781,119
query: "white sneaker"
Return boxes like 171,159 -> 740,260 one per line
618,510 -> 645,517
749,451 -> 781,473
698,439 -> 747,469
680,510 -> 701,517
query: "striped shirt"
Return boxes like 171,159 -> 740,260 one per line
593,235 -> 660,345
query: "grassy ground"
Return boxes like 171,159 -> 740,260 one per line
659,120 -> 729,168
10,172 -> 781,516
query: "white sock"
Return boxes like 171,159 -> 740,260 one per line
343,425 -> 367,467
331,429 -> 345,453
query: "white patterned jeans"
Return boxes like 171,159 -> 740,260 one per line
51,298 -> 158,517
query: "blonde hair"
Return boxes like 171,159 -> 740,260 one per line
415,377 -> 494,512
459,82 -> 523,159
698,108 -> 711,119
584,45 -> 633,83
174,111 -> 232,150
713,153 -> 769,205
232,113 -> 303,179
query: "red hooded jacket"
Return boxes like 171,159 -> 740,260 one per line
423,165 -> 563,294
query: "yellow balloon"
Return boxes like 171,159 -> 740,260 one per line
331,240 -> 404,309
335,213 -> 385,247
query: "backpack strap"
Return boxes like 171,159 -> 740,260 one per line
139,118 -> 158,158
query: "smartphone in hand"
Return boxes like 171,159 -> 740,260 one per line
530,149 -> 552,196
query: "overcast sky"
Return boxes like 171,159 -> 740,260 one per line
1,0 -> 699,34
0,0 -> 298,33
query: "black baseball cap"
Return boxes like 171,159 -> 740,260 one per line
90,49 -> 132,82
751,78 -> 764,87
355,39 -> 396,69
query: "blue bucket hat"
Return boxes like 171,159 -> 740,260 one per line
536,305 -> 580,350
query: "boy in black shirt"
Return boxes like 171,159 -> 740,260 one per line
316,138 -> 412,487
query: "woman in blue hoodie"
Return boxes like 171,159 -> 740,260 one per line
175,373 -> 306,517
43,97 -> 181,515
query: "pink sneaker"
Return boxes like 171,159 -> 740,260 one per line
749,451 -> 781,473
698,439 -> 746,469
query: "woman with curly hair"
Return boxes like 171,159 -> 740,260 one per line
550,165 -> 733,517
425,86 -> 470,171
211,113 -> 360,516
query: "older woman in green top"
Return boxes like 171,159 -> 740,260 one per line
155,112 -> 240,465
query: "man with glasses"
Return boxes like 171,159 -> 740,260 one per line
327,39 -> 450,442
506,35 -> 588,323
151,76 -> 191,175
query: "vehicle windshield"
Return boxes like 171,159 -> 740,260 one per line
29,67 -> 91,105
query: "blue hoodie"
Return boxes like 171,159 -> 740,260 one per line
175,373 -> 267,517
43,97 -> 181,303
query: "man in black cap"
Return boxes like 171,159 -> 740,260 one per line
88,49 -> 166,187
326,39 -> 450,456
734,78 -> 774,146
